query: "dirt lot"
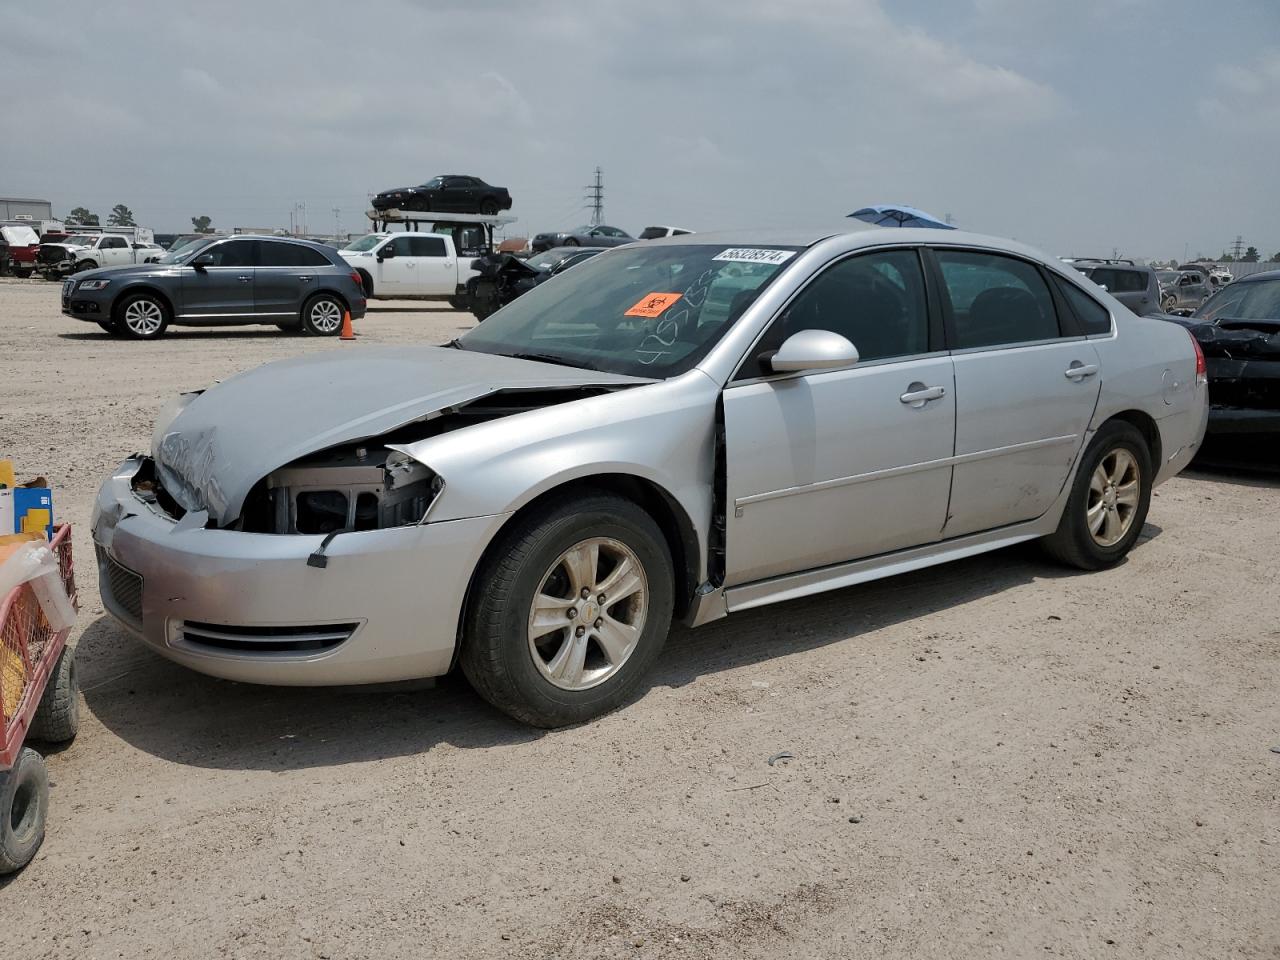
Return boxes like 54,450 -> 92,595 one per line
1,276 -> 1277,959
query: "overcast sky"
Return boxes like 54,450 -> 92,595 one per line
3,0 -> 1277,260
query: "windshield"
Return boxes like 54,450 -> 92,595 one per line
526,249 -> 569,270
1194,277 -> 1280,323
157,236 -> 216,264
458,243 -> 800,377
420,177 -> 444,189
343,234 -> 386,253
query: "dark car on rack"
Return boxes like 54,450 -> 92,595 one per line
1159,270 -> 1280,461
371,176 -> 512,215
60,235 -> 366,340
530,224 -> 633,254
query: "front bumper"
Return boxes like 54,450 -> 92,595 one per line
92,457 -> 509,686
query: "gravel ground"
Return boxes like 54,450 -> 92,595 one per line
1,276 -> 1277,959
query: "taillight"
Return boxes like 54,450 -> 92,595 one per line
350,270 -> 362,287
1190,332 -> 1207,385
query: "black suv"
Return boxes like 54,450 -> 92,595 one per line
61,236 -> 367,340
1067,259 -> 1162,316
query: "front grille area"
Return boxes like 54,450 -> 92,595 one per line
97,545 -> 143,623
38,247 -> 71,264
177,621 -> 357,655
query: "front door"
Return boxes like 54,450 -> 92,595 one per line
723,248 -> 955,585
931,248 -> 1101,537
179,238 -> 257,319
374,235 -> 416,292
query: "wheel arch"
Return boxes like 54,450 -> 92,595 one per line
112,283 -> 176,322
452,473 -> 703,668
354,268 -> 374,297
1104,409 -> 1162,470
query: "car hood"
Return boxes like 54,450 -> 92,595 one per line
376,186 -> 418,196
42,242 -> 90,252
151,345 -> 648,527
74,263 -> 171,282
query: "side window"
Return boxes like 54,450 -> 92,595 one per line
103,236 -> 127,249
750,249 -> 930,370
935,250 -> 1060,348
388,236 -> 415,256
1053,277 -> 1113,335
407,236 -> 447,257
259,241 -> 329,267
204,240 -> 257,267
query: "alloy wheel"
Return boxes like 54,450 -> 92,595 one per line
123,299 -> 164,336
309,299 -> 342,334
527,537 -> 649,691
1087,448 -> 1141,547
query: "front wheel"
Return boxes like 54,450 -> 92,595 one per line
301,294 -> 344,336
74,260 -> 98,273
1162,294 -> 1177,312
0,748 -> 48,875
461,492 -> 674,728
1041,420 -> 1152,570
563,237 -> 580,247
13,268 -> 32,279
116,292 -> 169,339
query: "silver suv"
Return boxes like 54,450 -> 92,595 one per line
1068,259 -> 1162,315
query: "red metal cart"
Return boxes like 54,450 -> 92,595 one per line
0,524 -> 79,874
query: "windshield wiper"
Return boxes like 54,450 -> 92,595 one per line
446,337 -> 468,350
502,351 -> 589,370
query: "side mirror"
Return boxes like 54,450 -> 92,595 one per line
191,252 -> 216,270
768,329 -> 860,373
377,245 -> 396,261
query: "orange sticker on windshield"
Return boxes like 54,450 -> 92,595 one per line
625,292 -> 683,318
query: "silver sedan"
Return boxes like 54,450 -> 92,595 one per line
92,223 -> 1208,726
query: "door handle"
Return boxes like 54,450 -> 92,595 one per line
297,275 -> 313,282
900,384 -> 946,406
236,275 -> 252,283
1064,362 -> 1099,380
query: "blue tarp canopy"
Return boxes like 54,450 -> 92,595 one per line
849,205 -> 955,229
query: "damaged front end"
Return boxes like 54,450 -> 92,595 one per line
138,345 -> 646,534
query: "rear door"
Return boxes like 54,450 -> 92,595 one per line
407,235 -> 456,294
179,238 -> 257,319
931,248 -> 1101,538
255,240 -> 333,317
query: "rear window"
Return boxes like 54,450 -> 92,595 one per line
1083,267 -> 1146,293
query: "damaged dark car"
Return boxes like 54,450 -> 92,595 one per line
1160,270 -> 1280,462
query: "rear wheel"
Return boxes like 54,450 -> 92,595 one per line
29,646 -> 79,744
461,492 -> 674,728
116,292 -> 169,339
1041,420 -> 1152,570
301,293 -> 344,336
0,748 -> 48,875
480,198 -> 499,215
563,237 -> 580,247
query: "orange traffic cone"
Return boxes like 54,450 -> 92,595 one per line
340,309 -> 355,341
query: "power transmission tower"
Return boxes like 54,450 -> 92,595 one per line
584,167 -> 604,226
1229,235 -> 1245,259
332,207 -> 341,240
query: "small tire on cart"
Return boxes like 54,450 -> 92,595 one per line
29,645 -> 80,745
0,747 -> 49,875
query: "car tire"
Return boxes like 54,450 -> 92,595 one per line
461,491 -> 675,728
75,260 -> 98,273
29,646 -> 79,744
14,268 -> 31,279
95,319 -> 124,336
1161,294 -> 1177,312
563,237 -> 579,247
355,270 -> 373,297
1041,420 -> 1152,571
300,293 -> 345,336
115,292 -> 170,339
480,198 -> 499,216
0,747 -> 48,875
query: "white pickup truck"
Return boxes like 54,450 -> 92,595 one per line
340,232 -> 479,304
38,232 -> 164,277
